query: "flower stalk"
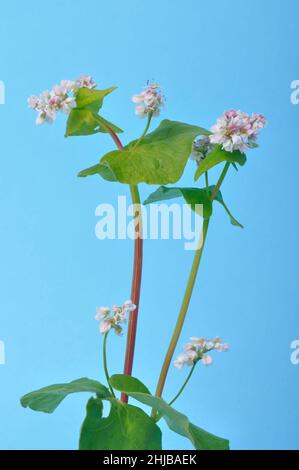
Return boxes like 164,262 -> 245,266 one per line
168,363 -> 197,408
103,332 -> 115,398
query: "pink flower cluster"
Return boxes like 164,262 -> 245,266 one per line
132,82 -> 165,118
28,75 -> 96,125
209,110 -> 267,153
174,336 -> 229,369
95,300 -> 136,336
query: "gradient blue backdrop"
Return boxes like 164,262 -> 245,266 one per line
0,0 -> 298,450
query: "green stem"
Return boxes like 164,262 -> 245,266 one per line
205,172 -> 209,196
210,162 -> 230,201
168,363 -> 197,407
153,218 -> 210,408
153,162 -> 231,414
133,113 -> 153,148
103,332 -> 115,398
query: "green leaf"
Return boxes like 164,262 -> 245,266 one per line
79,397 -> 162,450
90,120 -> 209,185
110,374 -> 152,395
144,185 -> 243,228
195,145 -> 247,181
20,378 -> 111,414
75,87 -> 117,113
143,185 -> 212,219
78,161 -> 117,181
65,87 -> 123,137
212,187 -> 244,228
65,109 -> 122,137
110,375 -> 230,451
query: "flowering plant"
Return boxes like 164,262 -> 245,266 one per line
21,76 -> 266,450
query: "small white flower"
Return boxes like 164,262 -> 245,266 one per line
99,319 -> 112,334
95,307 -> 110,320
202,355 -> 213,366
134,105 -> 148,118
216,342 -> 229,352
205,341 -> 215,350
60,96 -> 77,114
132,93 -> 145,104
28,95 -> 40,109
190,337 -> 206,350
123,300 -> 136,313
112,305 -> 123,314
174,353 -> 188,369
75,75 -> 97,90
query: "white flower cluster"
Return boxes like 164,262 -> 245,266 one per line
174,336 -> 229,369
209,109 -> 267,153
132,82 -> 165,118
28,75 -> 96,125
95,300 -> 136,336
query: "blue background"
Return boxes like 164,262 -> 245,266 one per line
0,0 -> 298,450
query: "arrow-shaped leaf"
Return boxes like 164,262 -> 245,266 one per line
144,185 -> 243,227
20,378 -> 111,414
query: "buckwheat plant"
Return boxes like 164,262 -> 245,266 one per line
21,76 -> 267,451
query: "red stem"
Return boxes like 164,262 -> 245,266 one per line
122,219 -> 143,402
106,127 -> 143,403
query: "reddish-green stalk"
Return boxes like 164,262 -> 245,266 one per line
105,126 -> 143,403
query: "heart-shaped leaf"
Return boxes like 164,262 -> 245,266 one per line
20,378 -> 111,414
79,120 -> 209,185
65,87 -> 123,137
110,375 -> 230,451
195,145 -> 247,181
79,397 -> 162,450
